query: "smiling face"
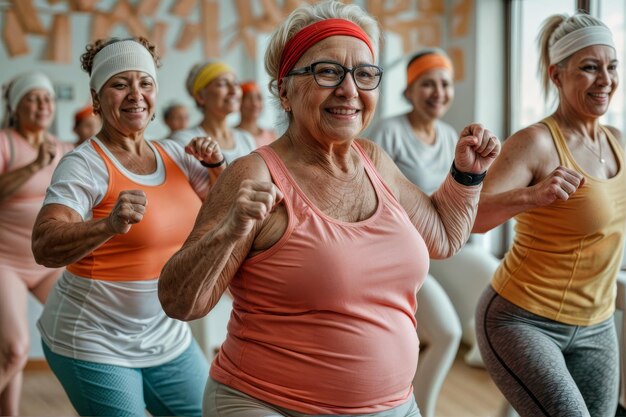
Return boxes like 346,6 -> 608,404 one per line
195,72 -> 241,120
281,35 -> 379,145
553,44 -> 618,120
405,67 -> 454,121
15,88 -> 55,132
94,71 -> 156,136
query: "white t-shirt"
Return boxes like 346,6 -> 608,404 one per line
38,137 -> 210,367
171,126 -> 256,163
369,115 -> 458,195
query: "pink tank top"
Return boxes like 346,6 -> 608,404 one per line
210,143 -> 429,414
0,129 -> 72,272
67,140 -> 202,281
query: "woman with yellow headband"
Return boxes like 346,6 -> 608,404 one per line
159,1 -> 500,416
369,48 -> 500,417
172,60 -> 255,162
236,81 -> 277,148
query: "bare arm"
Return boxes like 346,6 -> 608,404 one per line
361,123 -> 500,259
472,125 -> 584,233
0,140 -> 56,203
158,155 -> 283,321
32,190 -> 147,267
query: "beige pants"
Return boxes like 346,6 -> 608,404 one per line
203,377 -> 422,417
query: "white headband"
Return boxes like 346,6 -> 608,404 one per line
89,40 -> 158,93
8,72 -> 55,112
549,26 -> 615,65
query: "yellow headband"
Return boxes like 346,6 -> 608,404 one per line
191,62 -> 233,95
406,54 -> 453,87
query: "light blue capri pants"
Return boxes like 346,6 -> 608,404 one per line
476,285 -> 619,417
203,377 -> 422,417
43,340 -> 209,417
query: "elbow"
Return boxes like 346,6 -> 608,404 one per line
31,240 -> 63,268
471,222 -> 491,234
158,279 -> 197,322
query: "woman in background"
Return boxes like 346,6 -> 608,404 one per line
73,104 -> 101,146
162,101 -> 189,138
370,48 -> 499,417
236,81 -> 276,148
172,60 -> 255,162
0,71 -> 73,416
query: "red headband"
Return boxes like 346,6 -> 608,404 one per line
278,18 -> 374,87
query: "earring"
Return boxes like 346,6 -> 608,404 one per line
151,113 -> 156,121
284,107 -> 291,112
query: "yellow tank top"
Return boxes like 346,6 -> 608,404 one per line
492,116 -> 626,325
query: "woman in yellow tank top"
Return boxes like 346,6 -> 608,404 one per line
474,12 -> 626,417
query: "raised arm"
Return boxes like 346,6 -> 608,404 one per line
472,124 -> 585,233
158,154 -> 283,321
0,139 -> 56,203
363,123 -> 500,259
32,190 -> 147,267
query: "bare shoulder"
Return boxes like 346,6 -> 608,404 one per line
501,123 -> 558,166
504,123 -> 554,153
215,152 -> 272,189
355,138 -> 390,168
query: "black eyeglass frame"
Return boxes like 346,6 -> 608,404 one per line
286,61 -> 384,91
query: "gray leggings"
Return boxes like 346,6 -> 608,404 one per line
203,377 -> 422,417
476,286 -> 619,417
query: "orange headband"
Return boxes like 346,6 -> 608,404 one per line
406,54 -> 453,87
74,106 -> 95,125
240,81 -> 258,95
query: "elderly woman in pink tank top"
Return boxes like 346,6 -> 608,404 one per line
31,37 -> 226,417
159,2 -> 500,417
0,71 -> 73,416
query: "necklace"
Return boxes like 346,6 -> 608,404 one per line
580,136 -> 605,164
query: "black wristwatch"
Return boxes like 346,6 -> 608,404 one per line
450,162 -> 486,186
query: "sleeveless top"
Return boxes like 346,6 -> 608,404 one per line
0,129 -> 72,271
492,116 -> 626,325
210,143 -> 429,414
67,140 -> 202,281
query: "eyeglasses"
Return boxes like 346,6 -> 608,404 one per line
286,61 -> 384,91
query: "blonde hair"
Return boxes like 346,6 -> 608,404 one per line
537,12 -> 610,100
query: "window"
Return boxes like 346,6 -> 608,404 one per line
509,0 -> 577,134
597,0 -> 626,132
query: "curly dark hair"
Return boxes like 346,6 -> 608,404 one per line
80,36 -> 161,75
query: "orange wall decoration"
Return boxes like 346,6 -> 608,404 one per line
1,0 -> 473,80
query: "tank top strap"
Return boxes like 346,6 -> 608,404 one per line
351,140 -> 402,208
252,145 -> 305,222
600,124 -> 625,169
541,116 -> 572,168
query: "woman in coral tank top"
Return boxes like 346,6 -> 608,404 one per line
31,37 -> 226,417
160,2 -> 500,416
